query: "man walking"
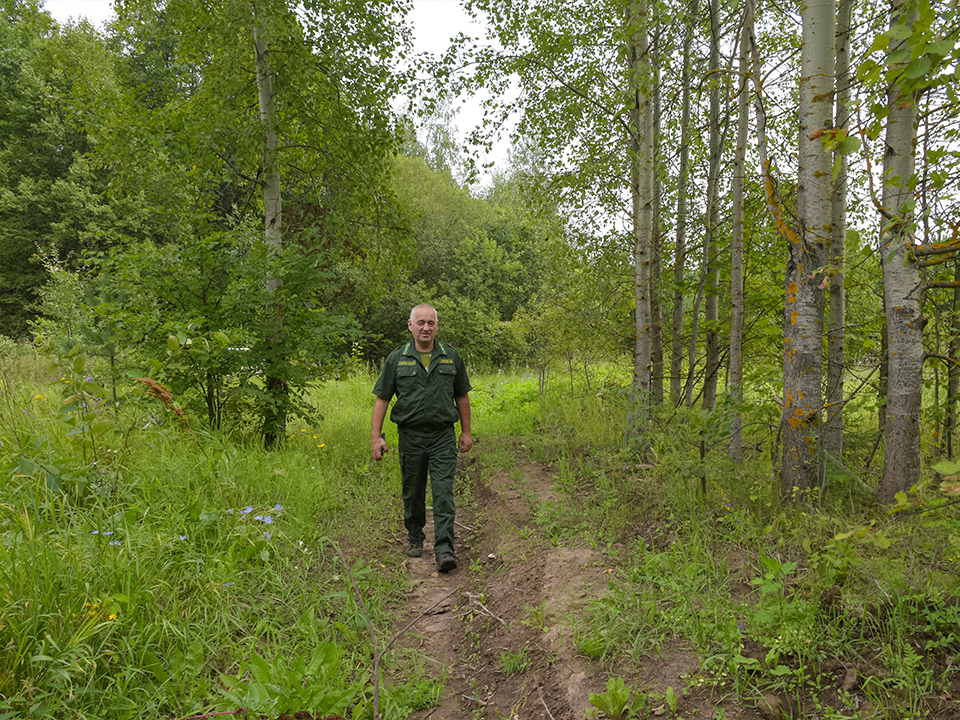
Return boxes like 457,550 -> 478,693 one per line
371,304 -> 473,572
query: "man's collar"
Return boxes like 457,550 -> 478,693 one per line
403,340 -> 446,356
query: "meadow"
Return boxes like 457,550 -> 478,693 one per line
2,349 -> 959,719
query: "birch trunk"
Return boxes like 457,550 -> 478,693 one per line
627,0 -> 654,445
729,4 -> 752,464
671,0 -> 699,407
703,0 -> 721,413
825,0 -> 852,461
651,33 -> 664,407
877,0 -> 922,504
253,21 -> 287,448
781,0 -> 833,498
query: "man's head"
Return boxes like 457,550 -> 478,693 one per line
408,304 -> 438,351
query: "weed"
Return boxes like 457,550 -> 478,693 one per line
498,645 -> 531,675
587,676 -> 649,719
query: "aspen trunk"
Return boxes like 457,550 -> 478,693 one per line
780,0 -> 833,498
671,0 -> 699,407
877,0 -> 922,504
825,0 -> 852,461
729,2 -> 752,464
703,0 -> 721,413
254,21 -> 287,448
626,0 -> 654,446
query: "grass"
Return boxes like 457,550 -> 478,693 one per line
3,350 -> 960,718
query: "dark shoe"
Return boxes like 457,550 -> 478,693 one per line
406,542 -> 423,558
437,553 -> 457,573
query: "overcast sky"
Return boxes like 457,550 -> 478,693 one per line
41,0 -> 508,179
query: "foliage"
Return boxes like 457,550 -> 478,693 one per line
587,676 -> 649,719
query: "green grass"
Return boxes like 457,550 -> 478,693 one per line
3,350 -> 960,718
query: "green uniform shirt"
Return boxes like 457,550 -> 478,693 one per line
372,340 -> 472,429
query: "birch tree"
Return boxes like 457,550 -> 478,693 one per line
627,0 -> 655,442
824,0 -> 852,461
781,0 -> 834,498
672,0 -> 700,407
729,3 -> 751,463
876,0 -> 922,504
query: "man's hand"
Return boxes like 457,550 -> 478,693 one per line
458,432 -> 473,454
372,434 -> 388,461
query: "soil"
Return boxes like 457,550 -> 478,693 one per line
394,450 -> 765,720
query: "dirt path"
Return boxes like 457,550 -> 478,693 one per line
394,450 -> 763,720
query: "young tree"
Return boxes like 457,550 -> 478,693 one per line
824,0 -> 853,461
729,2 -> 752,463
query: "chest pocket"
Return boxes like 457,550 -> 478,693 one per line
435,363 -> 456,385
397,362 -> 419,380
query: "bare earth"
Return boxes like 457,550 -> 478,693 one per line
393,451 -> 765,720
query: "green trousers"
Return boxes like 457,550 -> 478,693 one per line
398,425 -> 457,559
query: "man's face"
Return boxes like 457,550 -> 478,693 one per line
408,307 -> 438,348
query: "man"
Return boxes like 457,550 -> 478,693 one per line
371,304 -> 473,573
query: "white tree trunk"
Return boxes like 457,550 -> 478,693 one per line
703,0 -> 721,413
254,20 -> 287,446
877,0 -> 922,504
729,2 -> 752,464
825,0 -> 852,461
671,0 -> 699,408
780,0 -> 834,498
627,0 -> 654,444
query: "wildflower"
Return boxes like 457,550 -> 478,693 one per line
109,541 -> 121,546
222,582 -> 234,587
109,613 -> 117,620
179,535 -> 187,540
262,516 -> 273,524
102,531 -> 114,536
91,530 -> 99,535
35,394 -> 44,401
264,531 -> 271,540
273,504 -> 283,511
242,506 -> 253,515
227,508 -> 234,514
318,443 -> 325,448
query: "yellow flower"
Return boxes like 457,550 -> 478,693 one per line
35,394 -> 44,401
108,614 -> 117,620
319,443 -> 325,448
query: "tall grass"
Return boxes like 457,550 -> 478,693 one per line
0,355 -> 419,718
3,348 -> 960,718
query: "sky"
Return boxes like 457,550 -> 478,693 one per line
42,0 -> 508,179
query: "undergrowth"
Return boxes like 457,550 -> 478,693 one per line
3,348 -> 960,719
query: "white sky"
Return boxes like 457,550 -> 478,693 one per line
42,0 -> 508,180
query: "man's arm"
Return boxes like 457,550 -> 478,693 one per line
456,393 -> 473,453
371,396 -> 390,460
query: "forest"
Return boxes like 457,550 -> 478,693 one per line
2,0 -> 960,717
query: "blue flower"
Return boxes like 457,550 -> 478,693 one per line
179,535 -> 187,540
254,515 -> 264,521
109,541 -> 121,546
91,530 -> 99,535
227,508 -> 234,514
262,516 -> 274,524
264,531 -> 271,540
102,531 -> 114,536
273,504 -> 283,511
222,582 -> 235,587
242,506 -> 253,515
